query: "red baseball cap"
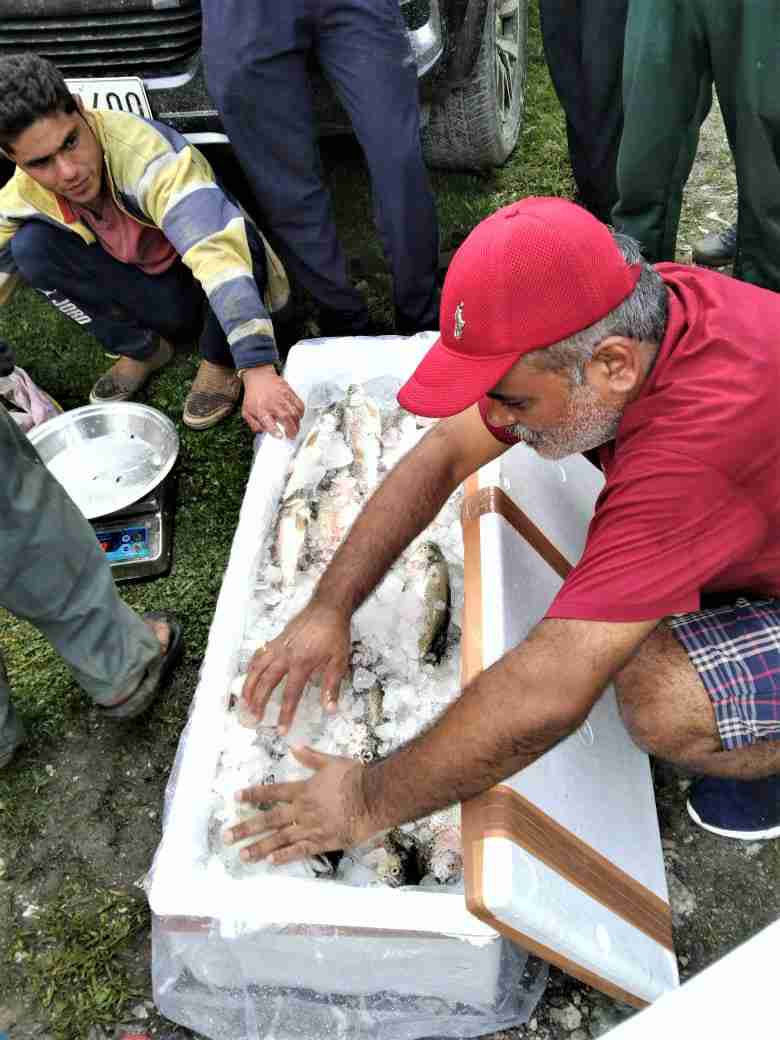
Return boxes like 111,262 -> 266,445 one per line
398,197 -> 641,417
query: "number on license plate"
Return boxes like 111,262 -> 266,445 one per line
65,77 -> 153,119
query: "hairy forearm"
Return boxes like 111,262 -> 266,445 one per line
361,639 -> 584,832
356,616 -> 652,836
314,426 -> 458,614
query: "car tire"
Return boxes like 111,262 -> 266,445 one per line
422,0 -> 528,171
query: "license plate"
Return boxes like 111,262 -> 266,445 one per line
65,76 -> 152,119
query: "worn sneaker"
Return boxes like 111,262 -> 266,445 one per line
692,223 -> 737,267
686,774 -> 780,840
90,337 -> 174,404
182,359 -> 241,429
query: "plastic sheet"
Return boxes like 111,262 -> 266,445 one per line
151,913 -> 548,1040
0,365 -> 61,432
147,336 -> 548,1040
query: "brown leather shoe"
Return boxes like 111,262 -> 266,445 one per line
89,337 -> 174,403
183,359 -> 242,429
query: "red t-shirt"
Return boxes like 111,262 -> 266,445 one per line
59,191 -> 177,276
479,264 -> 780,622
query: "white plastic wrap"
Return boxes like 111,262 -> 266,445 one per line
147,336 -> 548,1040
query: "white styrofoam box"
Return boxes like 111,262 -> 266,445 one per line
465,447 -> 679,1005
148,335 -> 536,1019
606,920 -> 780,1037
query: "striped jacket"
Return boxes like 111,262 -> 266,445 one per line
0,108 -> 289,370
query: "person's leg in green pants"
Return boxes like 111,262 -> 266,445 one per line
0,404 -> 180,765
706,2 -> 780,291
612,0 -> 712,261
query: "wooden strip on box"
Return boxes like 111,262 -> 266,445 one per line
476,786 -> 673,951
459,474 -> 484,688
461,485 -> 573,580
462,805 -> 650,1009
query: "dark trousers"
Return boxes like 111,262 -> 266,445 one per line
614,0 -> 780,291
539,0 -> 628,223
10,220 -> 268,366
202,0 -> 439,333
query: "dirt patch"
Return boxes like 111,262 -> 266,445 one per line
0,662 -> 200,1039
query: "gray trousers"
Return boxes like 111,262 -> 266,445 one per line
0,404 -> 161,758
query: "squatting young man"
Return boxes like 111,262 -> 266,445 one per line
0,52 -> 303,435
222,197 -> 780,864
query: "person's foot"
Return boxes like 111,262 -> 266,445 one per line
89,337 -> 174,404
182,360 -> 242,429
692,223 -> 737,268
99,611 -> 183,720
147,614 -> 171,655
686,774 -> 780,840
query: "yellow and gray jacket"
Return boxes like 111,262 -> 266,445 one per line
0,108 -> 289,371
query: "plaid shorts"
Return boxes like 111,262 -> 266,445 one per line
668,597 -> 780,751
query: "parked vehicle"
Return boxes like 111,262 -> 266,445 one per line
0,0 -> 527,172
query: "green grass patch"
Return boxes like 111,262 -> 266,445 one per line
6,878 -> 149,1039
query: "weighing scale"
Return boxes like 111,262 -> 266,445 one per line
90,471 -> 177,582
29,402 -> 179,583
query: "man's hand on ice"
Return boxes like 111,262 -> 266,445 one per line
223,746 -> 377,862
241,365 -> 304,439
241,602 -> 351,733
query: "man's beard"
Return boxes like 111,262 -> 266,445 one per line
507,381 -> 622,460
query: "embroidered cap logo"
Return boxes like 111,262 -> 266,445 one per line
454,301 -> 466,339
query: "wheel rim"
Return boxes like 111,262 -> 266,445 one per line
494,0 -> 521,126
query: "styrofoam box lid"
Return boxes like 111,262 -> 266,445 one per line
464,448 -> 679,1003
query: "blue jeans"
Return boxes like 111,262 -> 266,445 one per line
0,405 -> 161,759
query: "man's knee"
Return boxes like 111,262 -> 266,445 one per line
10,222 -> 65,284
614,658 -> 667,754
614,624 -> 718,761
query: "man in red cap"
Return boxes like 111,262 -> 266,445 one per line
221,197 -> 780,865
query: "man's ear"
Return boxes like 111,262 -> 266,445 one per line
587,337 -> 644,396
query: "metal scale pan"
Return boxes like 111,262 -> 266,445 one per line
29,403 -> 179,581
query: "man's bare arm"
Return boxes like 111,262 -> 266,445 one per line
229,616 -> 660,861
361,617 -> 660,830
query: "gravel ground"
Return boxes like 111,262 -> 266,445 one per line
2,104 -> 779,1040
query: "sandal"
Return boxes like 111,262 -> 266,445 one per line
100,610 -> 183,720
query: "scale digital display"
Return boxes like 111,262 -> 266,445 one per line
95,525 -> 151,563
